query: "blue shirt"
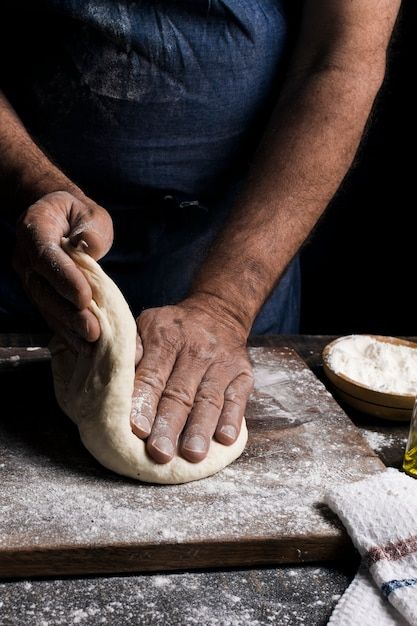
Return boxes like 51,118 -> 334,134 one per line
1,0 -> 290,203
0,1 -> 301,333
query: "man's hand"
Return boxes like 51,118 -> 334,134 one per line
130,297 -> 254,464
14,190 -> 113,347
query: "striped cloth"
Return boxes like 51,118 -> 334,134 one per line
325,468 -> 417,625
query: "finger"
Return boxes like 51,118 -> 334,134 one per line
215,372 -> 254,445
27,272 -> 100,343
146,354 -> 208,464
16,230 -> 93,311
130,344 -> 177,441
179,367 -> 226,463
37,243 -> 94,310
135,334 -> 144,367
14,242 -> 98,342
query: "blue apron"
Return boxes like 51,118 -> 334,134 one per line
0,0 -> 300,334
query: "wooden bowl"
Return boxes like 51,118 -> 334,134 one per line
322,335 -> 417,421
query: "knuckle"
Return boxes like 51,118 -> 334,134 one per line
16,213 -> 36,239
156,329 -> 181,353
234,356 -> 254,382
225,372 -> 254,404
186,335 -> 217,363
194,381 -> 223,409
136,308 -> 153,329
134,367 -> 165,394
224,387 -> 244,405
138,316 -> 182,354
241,370 -> 255,392
81,204 -> 95,220
161,384 -> 194,409
137,308 -> 166,331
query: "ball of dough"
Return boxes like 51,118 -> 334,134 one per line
51,241 -> 248,484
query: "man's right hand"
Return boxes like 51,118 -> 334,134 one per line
13,190 -> 113,348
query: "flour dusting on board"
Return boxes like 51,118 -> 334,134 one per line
359,429 -> 407,453
0,348 -> 382,551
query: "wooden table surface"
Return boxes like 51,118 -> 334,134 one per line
0,334 -> 413,625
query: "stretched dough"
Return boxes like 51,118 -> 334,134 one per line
50,242 -> 248,484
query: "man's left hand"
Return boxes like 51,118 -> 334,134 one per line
130,296 -> 254,464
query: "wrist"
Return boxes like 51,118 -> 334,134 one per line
19,168 -> 85,207
183,291 -> 253,339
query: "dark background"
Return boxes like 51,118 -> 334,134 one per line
0,1 -> 414,338
300,0 -> 415,336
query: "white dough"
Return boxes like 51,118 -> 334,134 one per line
50,242 -> 248,484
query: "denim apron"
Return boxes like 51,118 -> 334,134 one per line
0,0 -> 300,334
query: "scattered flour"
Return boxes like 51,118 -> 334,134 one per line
0,348 -> 381,553
0,348 -> 372,625
0,564 -> 349,626
328,335 -> 417,395
360,429 -> 408,454
361,430 -> 393,452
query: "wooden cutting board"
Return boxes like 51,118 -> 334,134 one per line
0,346 -> 383,578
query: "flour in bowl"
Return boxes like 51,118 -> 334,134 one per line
328,335 -> 417,395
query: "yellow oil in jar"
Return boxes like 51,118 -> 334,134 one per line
403,397 -> 417,478
403,446 -> 417,477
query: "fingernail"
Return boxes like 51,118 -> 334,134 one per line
131,413 -> 150,436
219,425 -> 237,442
184,435 -> 206,454
153,436 -> 174,457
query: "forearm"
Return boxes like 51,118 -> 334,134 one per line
189,0 -> 400,334
0,91 -> 83,212
190,64 -> 383,331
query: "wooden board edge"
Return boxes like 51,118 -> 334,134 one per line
0,535 -> 352,579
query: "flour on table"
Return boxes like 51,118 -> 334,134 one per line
1,346 -> 382,551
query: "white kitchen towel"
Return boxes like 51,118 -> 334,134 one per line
324,468 -> 417,626
328,566 -> 409,626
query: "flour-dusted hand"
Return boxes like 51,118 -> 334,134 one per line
14,191 -> 113,348
130,296 -> 254,464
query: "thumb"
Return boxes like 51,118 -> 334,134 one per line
69,201 -> 114,261
69,229 -> 110,260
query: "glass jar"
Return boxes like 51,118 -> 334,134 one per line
403,396 -> 417,477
